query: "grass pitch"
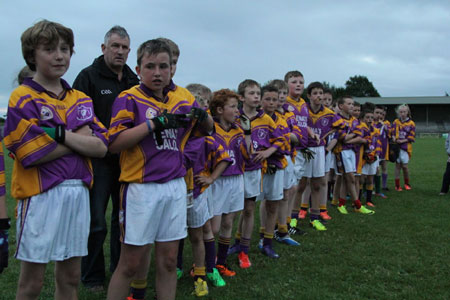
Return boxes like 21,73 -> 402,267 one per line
1,137 -> 449,299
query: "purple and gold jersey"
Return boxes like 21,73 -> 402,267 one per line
238,109 -> 285,171
366,125 -> 382,158
275,110 -> 301,158
3,78 -> 108,199
109,83 -> 197,184
283,96 -> 309,149
0,139 -> 5,197
267,113 -> 288,170
184,136 -> 231,198
374,120 -> 391,160
333,114 -> 359,154
393,118 -> 415,156
306,104 -> 343,148
213,121 -> 248,177
353,119 -> 368,173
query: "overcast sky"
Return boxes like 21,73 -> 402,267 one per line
1,0 -> 450,108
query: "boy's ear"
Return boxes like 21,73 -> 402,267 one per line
238,95 -> 244,102
217,106 -> 224,114
135,65 -> 140,76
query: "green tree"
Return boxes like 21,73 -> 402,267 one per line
344,75 -> 380,97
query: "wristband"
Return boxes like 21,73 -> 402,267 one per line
0,218 -> 10,230
55,125 -> 65,144
146,119 -> 153,133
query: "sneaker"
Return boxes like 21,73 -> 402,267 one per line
439,192 -> 446,196
257,238 -> 263,250
216,264 -> 236,277
227,243 -> 240,255
176,268 -> 183,280
404,184 -> 412,190
193,278 -> 208,297
261,245 -> 280,259
206,268 -> 226,287
366,201 -> 376,207
310,220 -> 327,231
238,252 -> 251,269
288,225 -> 307,236
289,218 -> 298,228
126,297 -> 137,300
330,199 -> 339,206
375,193 -> 387,199
275,234 -> 300,246
395,186 -> 403,191
298,210 -> 307,219
319,211 -> 332,220
337,205 -> 348,214
355,205 -> 375,215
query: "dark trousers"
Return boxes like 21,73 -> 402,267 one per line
81,157 -> 121,287
440,162 -> 450,194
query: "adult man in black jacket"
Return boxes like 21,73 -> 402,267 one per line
73,25 -> 139,291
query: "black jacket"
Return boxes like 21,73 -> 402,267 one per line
73,55 -> 139,128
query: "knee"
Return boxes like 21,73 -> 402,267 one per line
243,207 -> 254,218
18,277 -> 44,298
158,254 -> 177,273
220,220 -> 232,232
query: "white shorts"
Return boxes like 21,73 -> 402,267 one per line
362,159 -> 380,175
256,170 -> 284,201
187,192 -> 210,228
244,169 -> 262,198
212,175 -> 244,215
294,151 -> 306,180
283,155 -> 296,190
325,151 -> 334,172
121,177 -> 187,245
15,180 -> 90,263
303,146 -> 326,178
396,149 -> 410,164
206,187 -> 214,218
335,150 -> 356,175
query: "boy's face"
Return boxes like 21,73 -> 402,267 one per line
136,51 -> 171,94
170,55 -> 178,78
374,108 -> 383,121
34,38 -> 71,80
352,106 -> 361,118
363,112 -> 374,126
380,110 -> 386,121
398,106 -> 408,120
102,33 -> 130,71
261,91 -> 278,114
194,92 -> 209,111
241,85 -> 261,109
308,88 -> 323,106
220,97 -> 239,124
339,98 -> 354,115
287,76 -> 304,98
322,92 -> 333,108
278,88 -> 288,104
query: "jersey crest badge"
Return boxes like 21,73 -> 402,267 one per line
321,118 -> 329,127
257,129 -> 267,140
40,106 -> 53,120
287,105 -> 294,112
77,105 -> 93,121
146,107 -> 158,119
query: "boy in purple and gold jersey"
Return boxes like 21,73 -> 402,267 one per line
298,82 -> 343,230
209,89 -> 249,277
183,134 -> 231,295
359,106 -> 382,207
392,104 -> 415,191
4,20 -> 108,299
229,79 -> 285,269
373,105 -> 390,196
106,39 -> 213,300
0,138 -> 9,275
333,96 -> 374,215
257,85 -> 289,258
283,71 -> 309,234
268,79 -> 301,246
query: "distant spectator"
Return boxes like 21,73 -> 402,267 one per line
439,133 -> 450,195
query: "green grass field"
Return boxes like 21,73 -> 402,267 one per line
1,138 -> 450,300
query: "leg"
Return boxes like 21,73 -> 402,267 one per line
440,162 -> 450,194
154,240 -> 180,300
259,199 -> 267,239
16,261 -> 46,300
240,198 -> 256,254
395,162 -> 402,189
402,164 -> 410,187
106,243 -> 151,300
109,161 -> 122,273
294,177 -> 308,218
54,257 -> 82,300
211,215 -> 222,236
189,227 -> 205,270
381,160 -> 388,189
310,177 -> 327,230
366,175 -> 374,205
